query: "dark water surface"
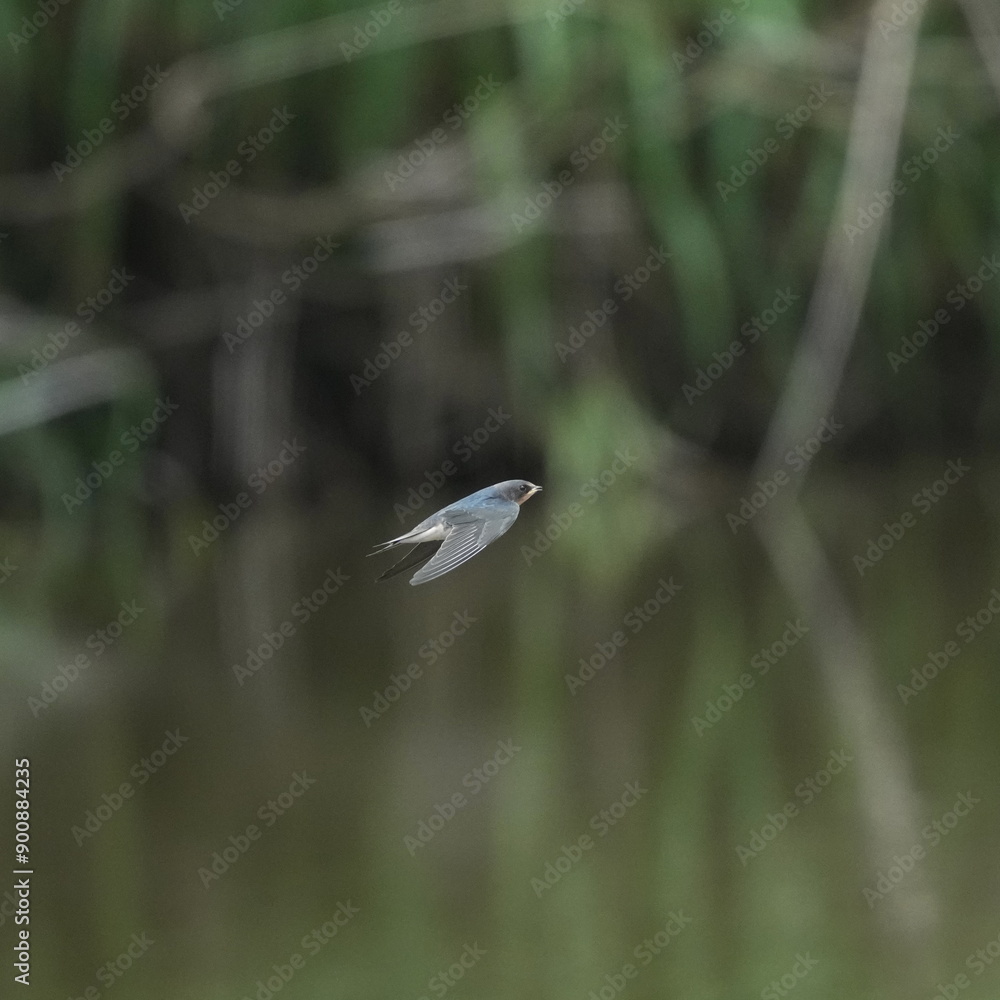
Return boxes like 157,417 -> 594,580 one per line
7,459 -> 1000,999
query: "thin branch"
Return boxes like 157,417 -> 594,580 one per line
753,0 -> 926,481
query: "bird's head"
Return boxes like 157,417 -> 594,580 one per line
494,480 -> 543,505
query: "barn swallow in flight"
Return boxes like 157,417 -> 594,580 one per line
369,480 -> 542,585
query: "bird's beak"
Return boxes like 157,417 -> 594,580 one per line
517,484 -> 542,504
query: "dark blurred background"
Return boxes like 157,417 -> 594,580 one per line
2,0 -> 999,996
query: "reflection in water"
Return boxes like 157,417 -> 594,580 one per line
12,461 -> 1000,999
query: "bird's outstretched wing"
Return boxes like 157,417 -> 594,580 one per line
374,541 -> 441,582
409,509 -> 518,586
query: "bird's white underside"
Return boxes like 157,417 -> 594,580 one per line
389,523 -> 447,545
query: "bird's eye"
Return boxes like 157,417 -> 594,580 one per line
520,485 -> 528,492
